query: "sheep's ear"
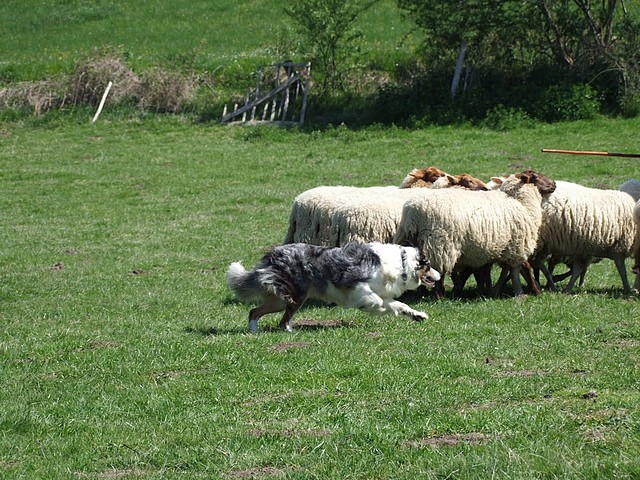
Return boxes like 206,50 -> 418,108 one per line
490,177 -> 504,185
445,174 -> 457,185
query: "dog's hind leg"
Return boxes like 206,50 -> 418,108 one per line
278,300 -> 304,332
249,295 -> 286,333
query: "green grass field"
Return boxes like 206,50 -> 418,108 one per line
1,116 -> 639,478
2,2 -> 640,478
0,0 -> 416,83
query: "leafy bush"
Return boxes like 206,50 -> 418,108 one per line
619,90 -> 640,118
534,84 -> 601,122
482,105 -> 535,131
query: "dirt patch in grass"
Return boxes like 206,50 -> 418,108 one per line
366,331 -> 383,338
151,368 -> 209,382
76,467 -> 146,478
404,432 -> 493,449
294,319 -> 347,329
129,269 -> 149,275
269,341 -> 309,352
75,340 -> 119,352
251,427 -> 331,438
227,466 -> 286,478
604,338 -> 640,347
497,369 -> 544,377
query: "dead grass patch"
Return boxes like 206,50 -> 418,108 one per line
69,52 -> 140,107
604,338 -> 640,347
250,427 -> 331,438
0,78 -> 69,114
269,341 -> 309,352
1,47 -> 198,115
403,432 -> 494,449
138,68 -> 195,113
75,467 -> 146,478
227,466 -> 286,479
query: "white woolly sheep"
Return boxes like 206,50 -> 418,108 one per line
393,171 -> 556,297
283,185 -> 360,244
533,180 -> 638,294
284,167 -> 489,246
327,173 -> 489,246
283,167 -> 451,245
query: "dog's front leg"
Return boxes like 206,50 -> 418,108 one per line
383,299 -> 429,322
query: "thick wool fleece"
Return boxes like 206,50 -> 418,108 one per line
394,177 -> 544,275
538,180 -> 637,260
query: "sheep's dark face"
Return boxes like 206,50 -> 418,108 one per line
515,170 -> 556,195
400,166 -> 447,188
454,173 -> 488,191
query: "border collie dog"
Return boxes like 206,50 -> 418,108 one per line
227,242 -> 440,332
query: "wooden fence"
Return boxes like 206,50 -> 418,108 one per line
222,61 -> 311,126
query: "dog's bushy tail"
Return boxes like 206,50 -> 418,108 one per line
227,262 -> 262,302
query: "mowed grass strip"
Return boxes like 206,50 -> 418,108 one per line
1,117 -> 639,478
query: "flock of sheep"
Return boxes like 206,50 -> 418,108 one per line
283,166 -> 640,298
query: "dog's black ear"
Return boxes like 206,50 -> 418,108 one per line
418,252 -> 431,270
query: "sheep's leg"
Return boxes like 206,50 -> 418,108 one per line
613,256 -> 632,295
491,266 -> 510,297
553,270 -> 573,282
434,276 -> 446,299
578,263 -> 588,287
520,261 -> 540,295
473,264 -> 493,296
536,259 -> 557,291
563,260 -> 587,293
248,295 -> 287,333
510,265 -> 525,296
451,268 -> 472,297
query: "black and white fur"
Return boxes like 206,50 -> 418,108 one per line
227,242 -> 441,332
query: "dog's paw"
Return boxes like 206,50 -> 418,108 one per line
411,311 -> 429,322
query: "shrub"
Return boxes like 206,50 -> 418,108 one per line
138,68 -> 195,114
482,105 -> 535,130
535,84 -> 601,122
618,90 -> 640,118
69,50 -> 140,107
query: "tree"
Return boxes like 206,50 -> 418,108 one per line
284,0 -> 378,95
398,0 -> 640,106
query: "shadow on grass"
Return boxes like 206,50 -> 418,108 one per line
185,317 -> 356,337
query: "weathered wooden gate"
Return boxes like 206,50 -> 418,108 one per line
222,61 -> 311,126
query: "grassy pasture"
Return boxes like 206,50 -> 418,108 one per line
1,116 -> 640,478
0,0 -> 416,83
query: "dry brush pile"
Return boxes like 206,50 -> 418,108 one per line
0,50 -> 196,115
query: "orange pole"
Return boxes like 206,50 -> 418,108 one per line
541,148 -> 640,158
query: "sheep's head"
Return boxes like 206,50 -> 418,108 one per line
514,170 -> 556,195
450,173 -> 488,191
487,175 -> 508,190
400,166 -> 447,188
